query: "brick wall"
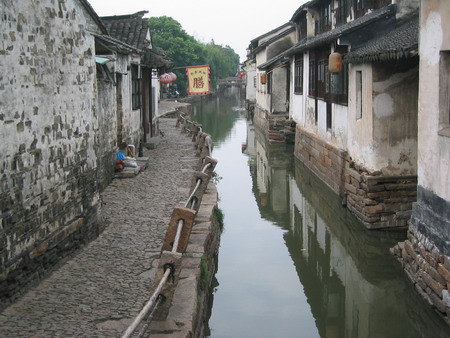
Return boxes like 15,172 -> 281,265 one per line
254,105 -> 290,143
392,225 -> 450,323
345,169 -> 417,229
294,125 -> 347,197
294,125 -> 418,229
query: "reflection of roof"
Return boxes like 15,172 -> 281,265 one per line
102,11 -> 150,50
285,4 -> 396,56
344,14 -> 419,64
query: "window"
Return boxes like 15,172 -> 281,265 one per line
294,56 -> 304,94
317,58 -> 329,99
309,59 -> 316,96
336,0 -> 349,26
355,70 -> 362,119
267,72 -> 272,94
319,0 -> 332,33
326,102 -> 332,130
438,52 -> 450,137
131,65 -> 141,110
310,48 -> 348,105
330,62 -> 348,105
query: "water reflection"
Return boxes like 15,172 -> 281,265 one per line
191,88 -> 243,145
196,93 -> 450,337
247,121 -> 450,338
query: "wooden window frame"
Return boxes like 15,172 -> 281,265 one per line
131,64 -> 141,110
294,55 -> 304,94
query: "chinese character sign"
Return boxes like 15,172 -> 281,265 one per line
186,65 -> 210,95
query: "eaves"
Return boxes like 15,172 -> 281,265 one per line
284,4 -> 397,57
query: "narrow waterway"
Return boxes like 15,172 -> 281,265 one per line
191,90 -> 450,338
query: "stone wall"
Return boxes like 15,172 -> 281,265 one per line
345,168 -> 417,229
392,225 -> 450,324
294,125 -> 418,229
0,0 -> 112,305
254,104 -> 290,143
391,185 -> 450,324
294,125 -> 347,196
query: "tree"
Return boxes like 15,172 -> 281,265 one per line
149,16 -> 240,96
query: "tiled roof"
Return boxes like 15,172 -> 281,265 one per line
344,13 -> 419,64
101,11 -> 150,51
284,4 -> 397,56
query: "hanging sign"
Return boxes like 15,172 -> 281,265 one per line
186,65 -> 211,95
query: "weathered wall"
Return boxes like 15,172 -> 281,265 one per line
271,67 -> 288,113
96,67 -> 117,191
347,59 -> 418,176
0,0 -> 110,304
347,63 -> 374,162
372,60 -> 418,175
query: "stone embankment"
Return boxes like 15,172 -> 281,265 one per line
0,101 -> 220,337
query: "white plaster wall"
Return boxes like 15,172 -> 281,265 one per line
255,50 -> 270,112
305,97 -> 318,133
245,61 -> 257,102
291,53 -> 309,126
152,71 -> 160,118
316,99 -> 328,139
347,64 -> 375,169
418,1 -> 450,200
332,103 -> 348,149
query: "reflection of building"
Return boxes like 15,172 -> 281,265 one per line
249,128 -> 449,336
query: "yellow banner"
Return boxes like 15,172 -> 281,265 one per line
186,65 -> 210,95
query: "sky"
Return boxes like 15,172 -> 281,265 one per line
87,0 -> 308,62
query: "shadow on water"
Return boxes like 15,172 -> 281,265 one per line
195,91 -> 450,338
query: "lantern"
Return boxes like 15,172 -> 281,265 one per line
260,73 -> 267,84
329,52 -> 342,73
168,72 -> 177,81
159,72 -> 177,84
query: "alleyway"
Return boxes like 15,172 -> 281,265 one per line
0,105 -> 197,337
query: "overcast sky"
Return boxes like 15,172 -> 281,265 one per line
87,0 -> 308,62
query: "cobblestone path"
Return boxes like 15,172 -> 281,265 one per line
0,118 -> 198,337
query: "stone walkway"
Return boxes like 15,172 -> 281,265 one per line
0,115 -> 199,337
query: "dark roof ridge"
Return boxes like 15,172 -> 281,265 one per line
344,12 -> 419,64
101,11 -> 149,21
250,22 -> 293,45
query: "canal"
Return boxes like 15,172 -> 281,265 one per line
190,90 -> 450,338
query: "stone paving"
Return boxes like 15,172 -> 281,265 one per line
0,110 -> 199,337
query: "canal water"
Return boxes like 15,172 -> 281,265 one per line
191,90 -> 450,338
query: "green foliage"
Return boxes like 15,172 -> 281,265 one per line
149,16 -> 240,96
